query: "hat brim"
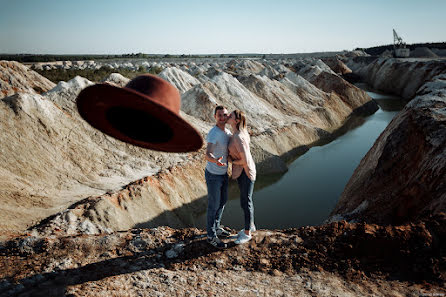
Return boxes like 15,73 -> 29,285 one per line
76,84 -> 203,152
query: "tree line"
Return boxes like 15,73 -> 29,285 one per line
33,65 -> 163,84
0,53 -> 227,63
357,42 -> 446,56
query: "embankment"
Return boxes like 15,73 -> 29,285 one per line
330,58 -> 446,224
345,56 -> 446,99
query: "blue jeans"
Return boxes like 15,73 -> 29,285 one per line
237,170 -> 255,231
205,169 -> 228,238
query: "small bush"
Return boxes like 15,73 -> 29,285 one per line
34,65 -> 163,84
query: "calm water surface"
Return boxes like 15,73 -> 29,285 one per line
195,85 -> 404,229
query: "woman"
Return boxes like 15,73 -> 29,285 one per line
227,110 -> 256,244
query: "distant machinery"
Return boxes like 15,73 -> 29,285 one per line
393,29 -> 410,58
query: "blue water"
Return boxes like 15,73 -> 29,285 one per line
195,86 -> 404,229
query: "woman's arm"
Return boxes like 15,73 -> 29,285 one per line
234,135 -> 250,173
239,151 -> 250,174
232,157 -> 244,165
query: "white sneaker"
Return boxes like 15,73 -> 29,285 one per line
235,231 -> 252,244
238,225 -> 256,237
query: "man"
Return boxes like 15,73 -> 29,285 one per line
204,105 -> 232,248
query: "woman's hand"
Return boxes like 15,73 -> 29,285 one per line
232,158 -> 244,165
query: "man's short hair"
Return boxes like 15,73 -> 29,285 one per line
214,105 -> 226,115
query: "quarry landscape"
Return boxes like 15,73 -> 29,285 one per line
0,48 -> 445,296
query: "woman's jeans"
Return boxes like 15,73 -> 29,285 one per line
237,170 -> 255,231
205,169 -> 228,238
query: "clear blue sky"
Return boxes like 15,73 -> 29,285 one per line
1,0 -> 445,54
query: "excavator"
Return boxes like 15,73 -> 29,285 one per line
393,29 -> 410,58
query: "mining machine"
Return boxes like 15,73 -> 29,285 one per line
393,29 -> 410,58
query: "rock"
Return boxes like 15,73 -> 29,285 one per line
166,243 -> 185,258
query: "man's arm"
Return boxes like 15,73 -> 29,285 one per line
205,143 -> 226,166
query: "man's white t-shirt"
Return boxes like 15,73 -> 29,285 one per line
205,125 -> 232,175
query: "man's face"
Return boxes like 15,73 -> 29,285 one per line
215,108 -> 228,125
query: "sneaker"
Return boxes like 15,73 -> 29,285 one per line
216,228 -> 231,238
237,225 -> 256,237
235,232 -> 252,245
207,237 -> 227,249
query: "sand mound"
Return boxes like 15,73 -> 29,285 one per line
158,67 -> 201,94
0,61 -> 55,99
410,47 -> 438,58
431,48 -> 446,57
101,73 -> 130,87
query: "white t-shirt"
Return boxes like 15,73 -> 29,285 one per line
205,125 -> 232,175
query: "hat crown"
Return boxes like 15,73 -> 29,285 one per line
125,74 -> 180,114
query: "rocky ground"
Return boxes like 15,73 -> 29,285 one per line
1,213 -> 445,296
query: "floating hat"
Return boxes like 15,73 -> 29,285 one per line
76,74 -> 203,152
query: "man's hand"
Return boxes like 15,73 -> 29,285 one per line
216,156 -> 226,167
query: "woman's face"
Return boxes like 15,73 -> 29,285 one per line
227,112 -> 235,125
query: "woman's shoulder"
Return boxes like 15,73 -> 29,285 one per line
239,129 -> 250,140
234,130 -> 250,145
233,131 -> 244,141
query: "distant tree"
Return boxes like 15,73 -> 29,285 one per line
149,66 -> 163,75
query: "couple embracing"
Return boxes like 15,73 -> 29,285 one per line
205,105 -> 256,249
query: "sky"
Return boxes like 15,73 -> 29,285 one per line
1,0 -> 445,55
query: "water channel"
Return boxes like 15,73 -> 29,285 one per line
194,84 -> 405,230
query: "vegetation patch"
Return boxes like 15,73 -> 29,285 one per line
33,65 -> 163,83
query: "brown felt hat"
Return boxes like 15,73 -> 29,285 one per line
76,74 -> 203,152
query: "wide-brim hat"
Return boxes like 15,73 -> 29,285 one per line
76,74 -> 203,152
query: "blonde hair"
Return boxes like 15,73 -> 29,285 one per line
233,110 -> 247,131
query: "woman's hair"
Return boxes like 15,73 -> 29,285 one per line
233,109 -> 247,131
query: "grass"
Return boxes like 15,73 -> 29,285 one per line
34,65 -> 163,83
